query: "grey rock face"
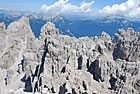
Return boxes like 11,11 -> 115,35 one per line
0,17 -> 140,94
0,22 -> 7,54
113,28 -> 140,62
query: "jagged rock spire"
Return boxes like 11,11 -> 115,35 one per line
39,22 -> 59,40
0,17 -> 140,94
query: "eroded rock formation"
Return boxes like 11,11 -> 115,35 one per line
0,16 -> 140,94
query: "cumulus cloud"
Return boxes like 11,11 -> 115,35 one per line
40,0 -> 140,19
100,0 -> 140,18
40,0 -> 95,15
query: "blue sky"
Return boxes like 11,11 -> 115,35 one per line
0,0 -> 140,19
0,0 -> 127,11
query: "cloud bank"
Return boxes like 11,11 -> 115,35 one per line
100,0 -> 140,18
40,0 -> 95,15
40,0 -> 140,19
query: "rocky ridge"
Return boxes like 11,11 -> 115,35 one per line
0,16 -> 140,94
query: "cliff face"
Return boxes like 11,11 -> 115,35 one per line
0,17 -> 140,94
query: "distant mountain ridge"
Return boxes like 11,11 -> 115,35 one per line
0,10 -> 140,38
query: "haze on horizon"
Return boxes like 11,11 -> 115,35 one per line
0,0 -> 140,19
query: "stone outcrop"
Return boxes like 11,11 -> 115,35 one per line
0,22 -> 7,54
0,16 -> 140,94
112,28 -> 140,62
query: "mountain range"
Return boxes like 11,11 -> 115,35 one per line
1,9 -> 140,94
0,9 -> 140,38
0,16 -> 140,94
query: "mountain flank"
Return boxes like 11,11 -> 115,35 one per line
0,16 -> 140,94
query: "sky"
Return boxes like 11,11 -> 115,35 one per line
0,0 -> 140,19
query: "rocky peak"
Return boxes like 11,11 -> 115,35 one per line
113,28 -> 140,62
117,28 -> 138,41
39,22 -> 59,40
7,16 -> 33,35
18,16 -> 30,25
0,17 -> 140,94
100,31 -> 111,40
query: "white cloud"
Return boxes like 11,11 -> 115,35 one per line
40,0 -> 140,19
40,0 -> 95,15
100,0 -> 140,18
